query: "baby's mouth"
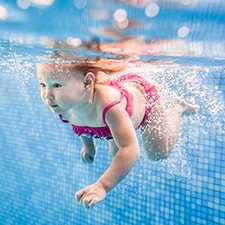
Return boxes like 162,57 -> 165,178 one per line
49,104 -> 58,108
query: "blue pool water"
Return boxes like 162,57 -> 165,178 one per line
0,0 -> 225,224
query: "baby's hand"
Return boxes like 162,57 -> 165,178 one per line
80,145 -> 96,163
75,182 -> 107,209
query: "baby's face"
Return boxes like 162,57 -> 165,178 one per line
36,64 -> 87,114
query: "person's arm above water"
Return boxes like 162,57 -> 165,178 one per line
75,104 -> 140,209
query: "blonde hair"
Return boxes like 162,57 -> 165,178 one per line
42,50 -> 128,76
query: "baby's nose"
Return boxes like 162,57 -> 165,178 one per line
45,89 -> 54,100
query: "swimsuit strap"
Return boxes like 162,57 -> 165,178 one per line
102,93 -> 124,125
59,114 -> 69,123
102,78 -> 134,126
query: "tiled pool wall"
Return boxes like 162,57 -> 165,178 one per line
0,65 -> 224,225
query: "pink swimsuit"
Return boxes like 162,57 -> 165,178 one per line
59,74 -> 159,139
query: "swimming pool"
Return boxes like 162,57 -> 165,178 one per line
0,0 -> 225,224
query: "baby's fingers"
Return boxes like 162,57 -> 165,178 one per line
83,195 -> 94,209
81,149 -> 95,163
83,195 -> 100,210
84,152 -> 95,163
89,196 -> 101,209
75,189 -> 85,202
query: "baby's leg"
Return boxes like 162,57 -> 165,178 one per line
140,97 -> 198,161
171,97 -> 199,116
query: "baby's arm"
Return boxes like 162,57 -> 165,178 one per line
97,105 -> 140,191
76,105 -> 140,209
80,136 -> 96,163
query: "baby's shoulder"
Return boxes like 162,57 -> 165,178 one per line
94,84 -> 121,106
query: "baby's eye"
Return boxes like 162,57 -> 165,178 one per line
39,83 -> 45,87
53,83 -> 62,88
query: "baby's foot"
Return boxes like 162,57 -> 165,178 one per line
172,97 -> 199,116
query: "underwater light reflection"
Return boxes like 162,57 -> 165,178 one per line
0,4 -> 8,20
17,0 -> 54,9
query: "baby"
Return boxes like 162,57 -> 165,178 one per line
36,55 -> 198,209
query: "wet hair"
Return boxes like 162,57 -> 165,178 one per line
43,50 -> 128,75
